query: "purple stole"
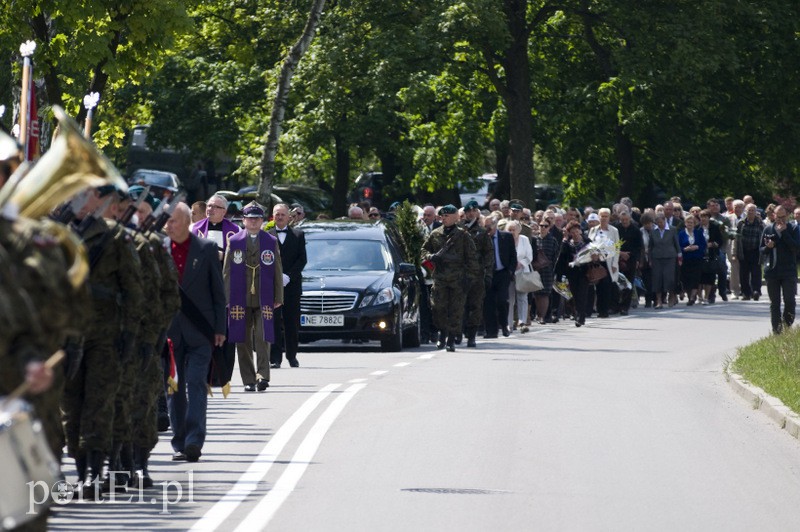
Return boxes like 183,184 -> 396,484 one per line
227,231 -> 277,343
191,218 -> 241,250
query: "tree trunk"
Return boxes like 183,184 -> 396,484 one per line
615,125 -> 635,199
332,132 -> 350,217
501,0 -> 535,208
257,0 -> 327,208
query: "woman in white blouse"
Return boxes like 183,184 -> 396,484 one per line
507,221 -> 533,332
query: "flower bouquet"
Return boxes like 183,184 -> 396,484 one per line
553,279 -> 573,300
569,239 -> 619,268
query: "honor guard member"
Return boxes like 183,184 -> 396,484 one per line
223,201 -> 284,391
0,130 -> 90,529
422,204 -> 478,351
460,200 -> 493,347
107,188 -> 163,489
63,184 -> 144,498
132,187 -> 181,488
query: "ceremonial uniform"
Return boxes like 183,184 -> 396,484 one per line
63,212 -> 144,490
460,202 -> 493,347
422,205 -> 478,351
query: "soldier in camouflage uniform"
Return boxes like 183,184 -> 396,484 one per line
421,204 -> 478,351
0,131 -> 89,530
63,185 -> 144,497
459,200 -> 494,347
103,189 -> 163,489
132,187 -> 181,488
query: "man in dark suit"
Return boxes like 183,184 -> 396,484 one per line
269,203 -> 307,368
483,217 -> 517,337
165,203 -> 226,463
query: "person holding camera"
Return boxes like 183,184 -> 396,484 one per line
760,206 -> 800,334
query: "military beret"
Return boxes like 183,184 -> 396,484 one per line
242,200 -> 265,218
510,203 -> 523,211
438,204 -> 457,215
464,200 -> 480,211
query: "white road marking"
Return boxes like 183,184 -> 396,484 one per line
393,362 -> 411,367
189,383 -> 341,531
348,378 -> 368,383
370,370 -> 388,376
233,383 -> 368,532
417,353 -> 436,360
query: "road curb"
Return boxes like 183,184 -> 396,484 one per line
725,369 -> 800,440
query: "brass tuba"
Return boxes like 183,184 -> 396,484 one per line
0,106 -> 128,288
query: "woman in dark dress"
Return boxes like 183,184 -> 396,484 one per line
677,214 -> 707,305
698,209 -> 724,304
556,221 -> 592,327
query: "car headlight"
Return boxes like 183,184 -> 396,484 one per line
359,287 -> 394,307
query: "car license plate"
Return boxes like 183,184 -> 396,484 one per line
301,314 -> 344,327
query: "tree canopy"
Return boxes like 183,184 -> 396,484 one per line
2,0 -> 798,211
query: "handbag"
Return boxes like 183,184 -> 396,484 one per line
516,268 -> 543,293
532,248 -> 551,272
585,262 -> 608,285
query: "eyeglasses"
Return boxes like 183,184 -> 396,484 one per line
539,224 -> 550,228
207,205 -> 225,210
369,213 -> 380,218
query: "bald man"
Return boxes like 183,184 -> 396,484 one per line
165,203 -> 226,463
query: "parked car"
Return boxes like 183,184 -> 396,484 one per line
128,168 -> 181,200
458,173 -> 497,208
347,171 -> 417,210
235,184 -> 332,218
298,220 -> 421,351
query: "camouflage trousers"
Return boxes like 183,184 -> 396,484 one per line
62,336 -> 120,455
112,348 -> 138,445
462,278 -> 485,329
431,280 -> 468,335
131,352 -> 164,451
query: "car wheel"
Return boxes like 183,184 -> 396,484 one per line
403,314 -> 421,348
380,311 -> 403,352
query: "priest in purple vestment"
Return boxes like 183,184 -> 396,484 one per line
223,201 -> 284,392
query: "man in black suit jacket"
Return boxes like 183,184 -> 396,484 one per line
483,217 -> 517,337
269,203 -> 307,368
165,203 -> 226,463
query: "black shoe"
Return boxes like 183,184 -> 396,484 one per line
185,444 -> 201,463
270,363 -> 280,369
172,452 -> 187,462
619,310 -> 628,316
575,320 -> 582,327
720,293 -> 728,301
244,383 -> 257,392
454,334 -> 462,345
257,378 -> 269,391
436,332 -> 446,349
133,471 -> 154,490
598,313 -> 609,318
742,295 -> 751,301
502,327 -> 510,337
483,333 -> 498,339
157,415 -> 170,432
288,358 -> 300,368
467,337 -> 477,347
753,292 -> 760,301
446,335 -> 456,352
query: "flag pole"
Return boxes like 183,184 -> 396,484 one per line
18,41 -> 36,161
83,92 -> 100,140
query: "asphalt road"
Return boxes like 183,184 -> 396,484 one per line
49,299 -> 800,531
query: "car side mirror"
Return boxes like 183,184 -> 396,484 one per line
397,262 -> 416,276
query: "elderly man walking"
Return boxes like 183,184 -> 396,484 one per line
761,206 -> 800,334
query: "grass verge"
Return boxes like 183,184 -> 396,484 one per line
731,326 -> 800,413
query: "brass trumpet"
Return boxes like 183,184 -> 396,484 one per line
0,105 -> 127,218
0,106 -> 128,288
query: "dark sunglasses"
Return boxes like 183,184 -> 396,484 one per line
369,213 -> 380,218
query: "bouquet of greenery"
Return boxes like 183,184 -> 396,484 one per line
391,200 -> 425,269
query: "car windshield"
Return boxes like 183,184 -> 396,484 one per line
306,239 -> 391,271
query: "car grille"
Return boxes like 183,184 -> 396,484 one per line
301,291 -> 359,313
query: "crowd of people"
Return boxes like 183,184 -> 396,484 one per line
414,194 -> 800,348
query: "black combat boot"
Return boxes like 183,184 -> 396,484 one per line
436,331 -> 446,350
446,334 -> 456,352
134,446 -> 154,489
83,450 -> 105,500
104,442 -> 128,492
466,328 -> 477,348
120,443 -> 136,488
73,452 -> 88,496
